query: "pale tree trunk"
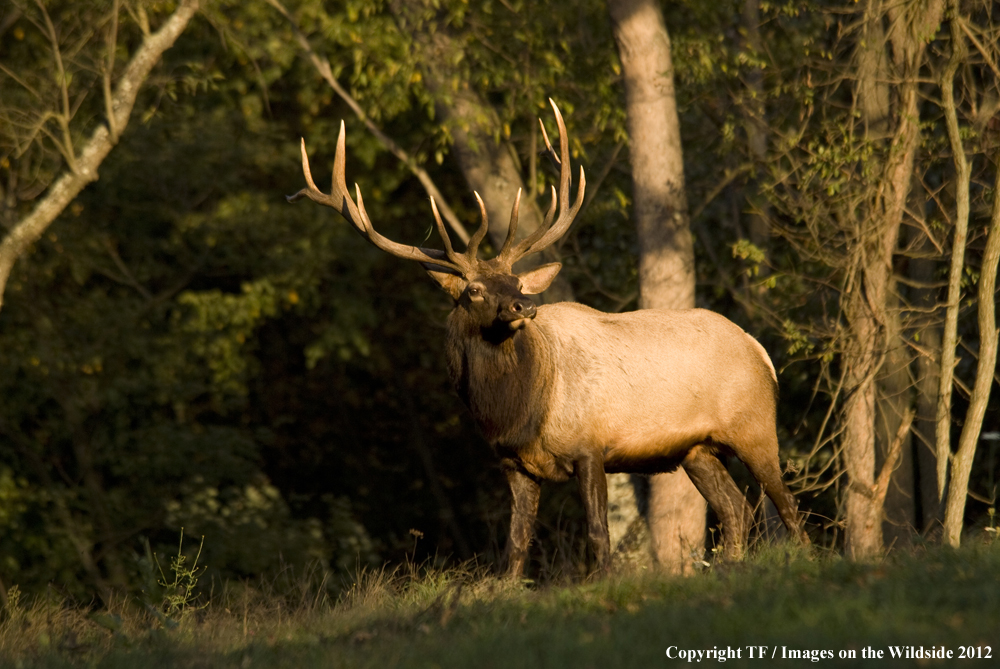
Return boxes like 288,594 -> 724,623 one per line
858,0 -> 915,547
943,163 -> 1000,546
936,15 -> 971,506
0,0 -> 201,314
842,0 -> 942,560
389,1 -> 573,302
936,0 -> 1000,544
840,0 -> 889,561
842,284 -> 885,559
609,0 -> 706,573
740,0 -> 785,536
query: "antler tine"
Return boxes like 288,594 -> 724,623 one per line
465,192 -> 491,262
538,115 -> 559,166
503,100 -> 586,264
551,99 -> 572,219
519,164 -> 586,255
287,138 -> 339,208
289,122 -> 464,273
497,188 -> 522,262
430,196 -> 466,268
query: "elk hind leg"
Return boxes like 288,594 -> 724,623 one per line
576,455 -> 611,572
681,445 -> 753,560
741,451 -> 809,545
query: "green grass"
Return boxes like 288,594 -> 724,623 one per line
3,542 -> 999,668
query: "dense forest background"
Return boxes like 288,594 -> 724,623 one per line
1,0 -> 999,602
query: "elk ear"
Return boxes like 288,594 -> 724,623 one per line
517,262 -> 562,295
424,265 -> 467,300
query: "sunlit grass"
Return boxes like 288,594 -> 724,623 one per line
3,541 -> 999,668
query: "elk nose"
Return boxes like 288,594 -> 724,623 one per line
508,299 -> 537,319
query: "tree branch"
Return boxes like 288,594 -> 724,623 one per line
0,0 -> 200,315
873,407 -> 914,508
265,0 -> 470,244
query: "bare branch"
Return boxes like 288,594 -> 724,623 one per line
102,237 -> 152,300
265,0 -> 471,245
691,163 -> 754,221
873,408 -> 915,508
35,0 -> 76,172
102,0 -> 121,144
0,0 -> 201,314
956,15 -> 1000,82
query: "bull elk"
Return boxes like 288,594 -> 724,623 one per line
289,101 -> 808,577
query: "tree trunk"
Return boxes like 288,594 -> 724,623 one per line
389,2 -> 572,302
842,283 -> 886,559
936,15 -> 972,505
841,0 -> 942,559
943,161 -> 1000,546
877,298 -> 916,545
609,0 -> 706,573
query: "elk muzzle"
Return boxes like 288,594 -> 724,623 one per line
501,297 -> 537,330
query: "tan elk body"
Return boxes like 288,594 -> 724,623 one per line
290,101 -> 807,576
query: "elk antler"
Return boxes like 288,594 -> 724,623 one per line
288,121 -> 474,275
496,99 -> 586,270
289,99 -> 584,276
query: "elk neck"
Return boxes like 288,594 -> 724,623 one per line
444,308 -> 554,448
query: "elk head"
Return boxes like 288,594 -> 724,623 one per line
288,100 -> 586,339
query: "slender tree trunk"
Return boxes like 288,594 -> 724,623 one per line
937,14 -> 972,504
943,162 -> 1000,546
841,0 -> 889,561
609,0 -> 705,573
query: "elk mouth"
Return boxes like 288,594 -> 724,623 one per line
500,297 -> 537,330
500,301 -> 537,331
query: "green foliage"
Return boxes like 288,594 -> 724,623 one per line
731,239 -> 767,277
174,280 -> 280,398
152,529 -> 207,621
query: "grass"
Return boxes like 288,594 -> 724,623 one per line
2,541 -> 999,668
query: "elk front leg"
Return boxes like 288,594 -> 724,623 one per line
576,455 -> 611,571
502,461 -> 541,579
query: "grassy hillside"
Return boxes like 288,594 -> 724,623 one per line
2,542 -> 999,668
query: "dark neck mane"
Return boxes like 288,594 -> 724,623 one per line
444,315 -> 552,447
